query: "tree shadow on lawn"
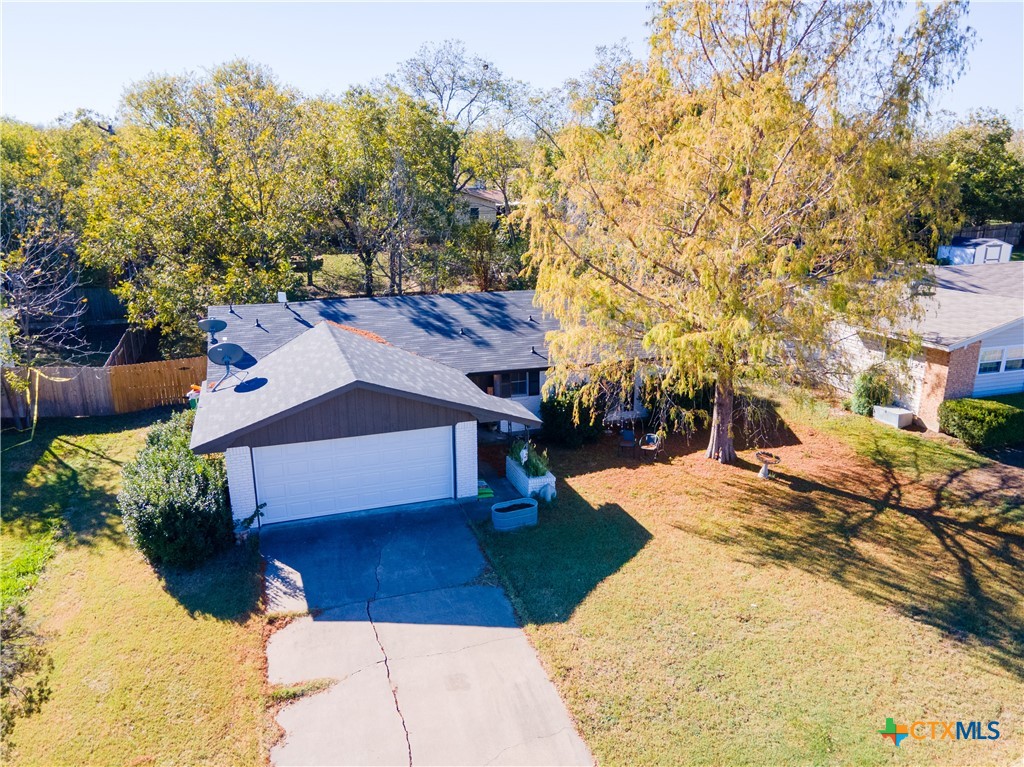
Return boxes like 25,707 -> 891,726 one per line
1,408 -> 176,550
672,432 -> 1024,677
158,537 -> 263,623
473,482 -> 652,625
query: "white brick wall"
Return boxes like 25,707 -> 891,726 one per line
224,446 -> 257,520
454,421 -> 478,498
830,325 -> 927,412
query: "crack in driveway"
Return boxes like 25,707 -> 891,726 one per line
367,544 -> 413,767
483,725 -> 575,766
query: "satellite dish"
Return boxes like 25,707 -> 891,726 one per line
198,318 -> 227,335
207,342 -> 243,366
207,342 -> 245,391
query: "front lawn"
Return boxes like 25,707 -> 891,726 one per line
474,398 -> 1024,765
1,412 -> 266,766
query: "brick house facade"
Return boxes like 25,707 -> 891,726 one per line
917,342 -> 981,431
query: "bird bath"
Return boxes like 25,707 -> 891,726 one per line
754,450 -> 781,479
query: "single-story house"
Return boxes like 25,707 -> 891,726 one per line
937,237 -> 1013,265
190,291 -> 555,524
835,261 -> 1024,430
457,186 -> 508,224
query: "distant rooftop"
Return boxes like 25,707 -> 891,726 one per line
204,290 -> 556,378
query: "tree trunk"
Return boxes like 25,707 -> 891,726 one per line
2,371 -> 29,431
388,242 -> 403,295
705,373 -> 737,464
360,252 -> 374,297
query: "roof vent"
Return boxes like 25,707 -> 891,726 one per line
460,328 -> 466,336
529,314 -> 535,322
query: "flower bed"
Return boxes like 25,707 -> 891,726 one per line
506,456 -> 556,499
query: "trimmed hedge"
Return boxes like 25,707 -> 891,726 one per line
850,369 -> 893,416
938,396 -> 1024,449
119,409 -> 233,569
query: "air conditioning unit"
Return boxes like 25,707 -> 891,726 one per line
873,405 -> 914,429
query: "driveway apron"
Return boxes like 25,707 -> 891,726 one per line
261,506 -> 593,767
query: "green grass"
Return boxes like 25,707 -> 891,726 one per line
474,399 -> 1023,766
988,391 -> 1024,409
798,397 -> 989,477
1,411 -> 267,766
268,678 -> 336,703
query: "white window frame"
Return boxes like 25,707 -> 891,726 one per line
978,346 -> 1024,375
978,348 -> 1003,375
1004,345 -> 1024,372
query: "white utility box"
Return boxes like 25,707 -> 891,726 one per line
872,405 -> 914,429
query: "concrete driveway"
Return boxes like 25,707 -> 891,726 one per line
261,506 -> 592,767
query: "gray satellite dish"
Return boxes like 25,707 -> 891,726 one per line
207,342 -> 245,391
207,342 -> 243,366
198,318 -> 227,341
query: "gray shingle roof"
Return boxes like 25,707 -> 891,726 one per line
190,322 -> 542,453
916,262 -> 1023,349
204,290 -> 556,378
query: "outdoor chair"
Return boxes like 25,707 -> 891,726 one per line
639,433 -> 664,461
619,428 -> 637,456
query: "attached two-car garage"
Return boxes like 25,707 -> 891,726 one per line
252,426 -> 455,525
190,321 -> 541,526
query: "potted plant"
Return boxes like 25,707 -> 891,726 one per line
505,438 -> 556,499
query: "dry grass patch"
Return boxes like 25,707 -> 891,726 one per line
474,398 -> 1023,766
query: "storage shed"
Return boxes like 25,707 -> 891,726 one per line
937,237 -> 1013,265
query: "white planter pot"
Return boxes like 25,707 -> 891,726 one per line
505,456 -> 556,499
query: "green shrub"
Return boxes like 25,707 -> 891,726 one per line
938,397 -> 1024,449
119,410 -> 232,569
540,391 -> 604,448
509,438 -> 550,477
850,369 -> 893,416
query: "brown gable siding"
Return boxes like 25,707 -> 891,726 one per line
228,387 -> 474,450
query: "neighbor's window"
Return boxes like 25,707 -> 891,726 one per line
1004,346 -> 1024,372
469,207 -> 480,221
978,348 -> 1003,374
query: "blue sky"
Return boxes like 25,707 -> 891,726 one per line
2,1 -> 1021,126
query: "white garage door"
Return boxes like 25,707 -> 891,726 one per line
252,426 -> 454,524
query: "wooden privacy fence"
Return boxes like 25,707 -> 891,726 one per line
104,327 -> 148,367
109,358 -> 206,414
1,357 -> 206,421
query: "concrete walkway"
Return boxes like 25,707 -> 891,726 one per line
262,505 -> 592,767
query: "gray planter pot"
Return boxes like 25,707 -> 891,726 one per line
491,498 -> 539,531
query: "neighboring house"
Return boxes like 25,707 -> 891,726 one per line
190,291 -> 554,525
937,237 -> 1013,265
457,186 -> 508,224
835,262 -> 1024,430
